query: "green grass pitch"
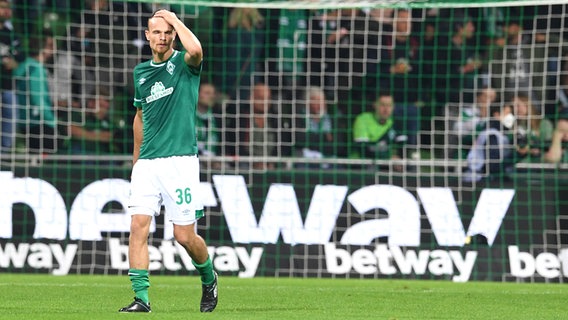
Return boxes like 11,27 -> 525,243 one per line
0,274 -> 566,319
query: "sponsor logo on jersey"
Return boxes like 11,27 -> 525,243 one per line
146,81 -> 173,103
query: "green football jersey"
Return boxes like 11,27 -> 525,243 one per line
133,50 -> 201,159
352,112 -> 398,159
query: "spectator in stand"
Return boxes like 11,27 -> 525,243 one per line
74,1 -> 139,154
381,9 -> 419,105
60,26 -> 100,107
368,8 -> 394,28
414,14 -> 445,143
49,32 -> 86,126
531,17 -> 568,117
270,8 -> 308,93
196,82 -> 220,157
234,83 -> 279,170
50,38 -> 80,111
450,86 -> 498,159
486,19 -> 533,104
440,11 -> 482,105
13,33 -> 60,153
544,110 -> 568,164
487,15 -> 567,116
294,86 -> 347,168
512,93 -> 554,164
307,8 -> 380,117
56,25 -> 99,104
380,9 -> 421,157
417,16 -> 439,109
222,7 -> 265,100
66,86 -> 118,156
74,0 -> 138,91
0,0 -> 22,151
463,104 -> 518,182
352,91 -> 406,171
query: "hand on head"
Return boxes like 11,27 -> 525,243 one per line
152,9 -> 178,26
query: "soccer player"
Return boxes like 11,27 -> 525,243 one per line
119,9 -> 218,313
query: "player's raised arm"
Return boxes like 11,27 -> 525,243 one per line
153,9 -> 203,67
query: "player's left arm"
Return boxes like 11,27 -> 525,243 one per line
154,10 -> 203,67
132,108 -> 143,165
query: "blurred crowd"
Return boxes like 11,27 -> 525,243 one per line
1,1 -> 568,179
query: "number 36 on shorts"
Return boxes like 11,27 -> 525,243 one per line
175,187 -> 192,204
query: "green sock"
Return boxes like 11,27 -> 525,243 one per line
129,269 -> 150,304
192,256 -> 215,285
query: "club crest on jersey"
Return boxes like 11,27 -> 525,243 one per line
167,61 -> 175,75
146,81 -> 173,103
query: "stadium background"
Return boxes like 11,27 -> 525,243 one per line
1,0 -> 567,283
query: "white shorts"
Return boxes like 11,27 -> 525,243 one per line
128,155 -> 204,225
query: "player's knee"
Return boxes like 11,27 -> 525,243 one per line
173,222 -> 196,239
174,231 -> 193,247
130,215 -> 152,238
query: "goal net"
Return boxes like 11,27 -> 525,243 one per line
1,0 -> 567,282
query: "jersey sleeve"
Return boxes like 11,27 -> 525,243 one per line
133,68 -> 142,108
353,114 -> 370,142
187,61 -> 202,76
181,50 -> 203,76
